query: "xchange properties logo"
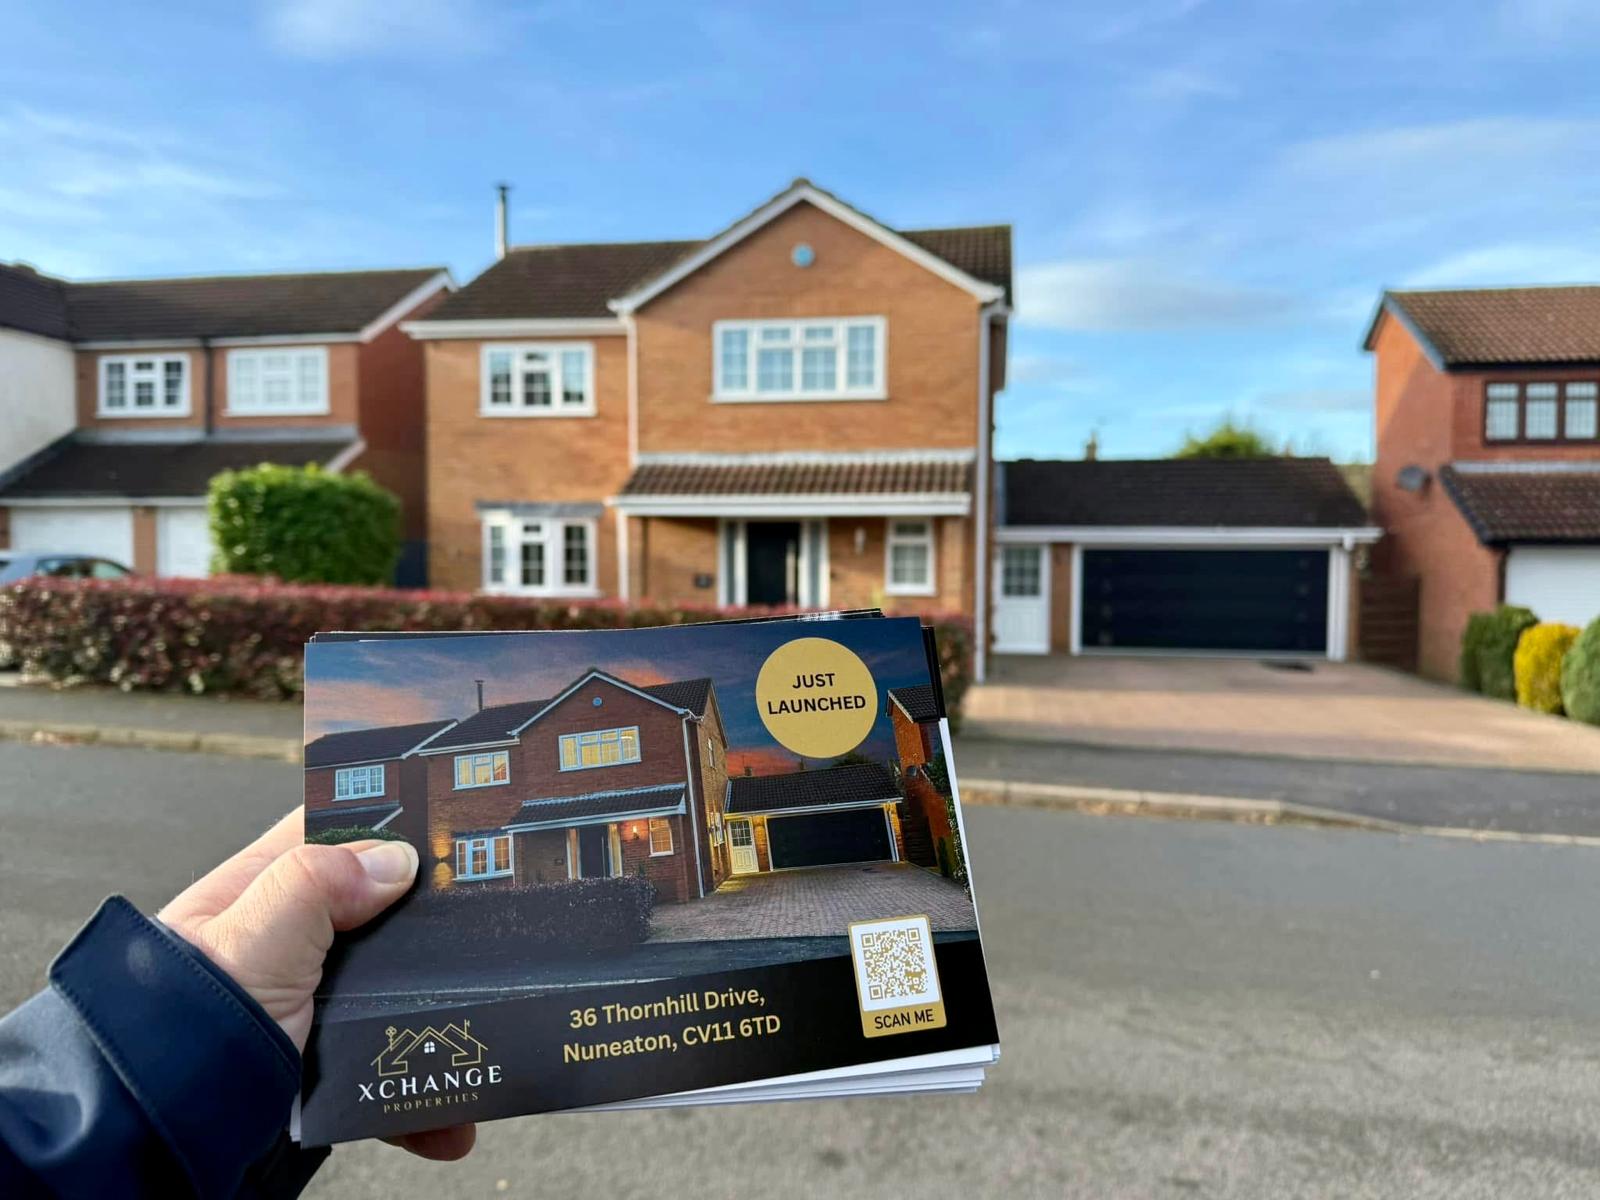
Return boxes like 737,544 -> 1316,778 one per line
358,1020 -> 504,1111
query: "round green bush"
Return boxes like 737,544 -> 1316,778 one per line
1561,618 -> 1600,726
1460,604 -> 1537,699
209,463 -> 400,585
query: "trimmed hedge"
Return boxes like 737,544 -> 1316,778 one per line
306,825 -> 409,846
1459,604 -> 1537,699
0,576 -> 974,724
411,876 -> 655,951
210,464 -> 400,585
1563,618 -> 1600,726
1513,623 -> 1580,714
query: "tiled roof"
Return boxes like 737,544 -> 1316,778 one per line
507,783 -> 686,828
1376,287 -> 1600,366
1440,463 -> 1600,544
305,803 -> 400,833
888,684 -> 941,724
65,267 -> 446,340
621,458 -> 973,498
725,763 -> 899,815
424,672 -> 712,751
0,263 -> 70,339
427,241 -> 700,320
0,436 -> 357,500
999,457 -> 1369,529
899,225 -> 1012,306
304,719 -> 456,769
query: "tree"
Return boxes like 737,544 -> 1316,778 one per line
1173,419 -> 1278,460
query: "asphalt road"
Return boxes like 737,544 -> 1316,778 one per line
7,741 -> 1600,1197
957,733 -> 1600,835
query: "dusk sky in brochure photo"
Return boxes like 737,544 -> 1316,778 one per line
6,1 -> 1600,463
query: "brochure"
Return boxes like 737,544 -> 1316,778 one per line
294,614 -> 998,1146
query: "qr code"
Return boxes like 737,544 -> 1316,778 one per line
849,915 -> 941,1011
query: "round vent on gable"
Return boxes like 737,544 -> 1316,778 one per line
791,242 -> 815,268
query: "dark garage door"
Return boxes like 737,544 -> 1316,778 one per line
1081,549 -> 1329,653
768,808 -> 892,869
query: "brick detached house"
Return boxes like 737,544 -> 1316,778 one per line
1365,287 -> 1600,680
0,262 -> 451,580
305,666 -> 929,902
406,179 -> 1011,677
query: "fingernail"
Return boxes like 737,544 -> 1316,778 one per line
357,842 -> 418,885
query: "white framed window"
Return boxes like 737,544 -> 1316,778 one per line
481,512 -> 597,597
455,833 -> 514,881
648,817 -> 674,856
98,354 -> 190,417
453,750 -> 510,790
559,726 -> 641,771
481,343 -> 594,416
713,317 -> 885,401
227,347 -> 328,415
1568,382 -> 1599,440
333,763 -> 385,800
885,519 -> 936,596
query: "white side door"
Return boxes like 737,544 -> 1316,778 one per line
156,506 -> 213,577
992,544 -> 1051,654
10,506 -> 135,566
728,819 -> 758,874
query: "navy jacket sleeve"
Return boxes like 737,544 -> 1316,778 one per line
0,896 -> 330,1199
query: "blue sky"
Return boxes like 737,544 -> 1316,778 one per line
5,1 -> 1599,461
303,619 -> 934,772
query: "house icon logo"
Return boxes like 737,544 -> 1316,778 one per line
372,1020 -> 489,1077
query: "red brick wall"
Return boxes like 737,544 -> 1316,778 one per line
693,692 -> 731,891
890,701 -> 929,769
354,287 -> 446,539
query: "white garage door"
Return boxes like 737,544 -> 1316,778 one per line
10,506 -> 135,566
157,506 -> 212,577
1505,547 -> 1600,627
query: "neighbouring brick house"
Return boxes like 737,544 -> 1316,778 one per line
304,719 -> 459,846
1365,286 -> 1600,680
887,685 -> 949,870
0,262 -> 451,581
406,179 -> 1011,677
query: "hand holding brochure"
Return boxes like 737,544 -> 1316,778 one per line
294,614 -> 998,1145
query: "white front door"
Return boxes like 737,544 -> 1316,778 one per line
10,505 -> 135,566
156,506 -> 212,577
729,819 -> 758,874
992,544 -> 1051,654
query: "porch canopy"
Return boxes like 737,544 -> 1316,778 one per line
611,451 -> 974,518
502,782 -> 687,834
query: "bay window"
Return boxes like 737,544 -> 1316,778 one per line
228,347 -> 327,415
481,512 -> 596,597
481,343 -> 594,415
714,317 -> 885,400
99,354 -> 189,417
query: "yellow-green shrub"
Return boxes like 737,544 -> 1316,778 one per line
1513,622 -> 1580,714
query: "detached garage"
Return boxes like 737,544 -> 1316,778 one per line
993,458 -> 1380,659
723,763 -> 904,874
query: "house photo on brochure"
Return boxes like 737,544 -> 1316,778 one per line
295,614 -> 998,1146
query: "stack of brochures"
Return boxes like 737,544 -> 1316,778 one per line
292,612 -> 999,1145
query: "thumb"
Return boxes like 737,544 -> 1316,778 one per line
195,840 -> 418,1049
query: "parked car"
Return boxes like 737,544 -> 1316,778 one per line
0,552 -> 132,584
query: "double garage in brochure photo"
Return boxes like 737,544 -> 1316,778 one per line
989,456 -> 1379,660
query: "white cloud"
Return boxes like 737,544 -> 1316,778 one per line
262,0 -> 489,59
1403,242 -> 1600,288
1017,257 -> 1292,332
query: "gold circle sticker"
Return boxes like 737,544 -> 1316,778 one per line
754,637 -> 879,760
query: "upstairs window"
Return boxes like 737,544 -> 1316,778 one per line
334,763 -> 385,800
885,519 -> 936,596
228,348 -> 328,415
482,513 -> 596,597
99,355 -> 189,417
454,750 -> 510,789
1485,380 -> 1600,442
559,726 -> 641,770
714,317 -> 885,401
482,344 -> 593,415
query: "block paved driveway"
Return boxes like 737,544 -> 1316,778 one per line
965,654 -> 1600,773
647,862 -> 978,942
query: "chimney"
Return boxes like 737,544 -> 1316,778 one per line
474,679 -> 485,711
494,183 -> 510,259
1084,430 -> 1100,461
